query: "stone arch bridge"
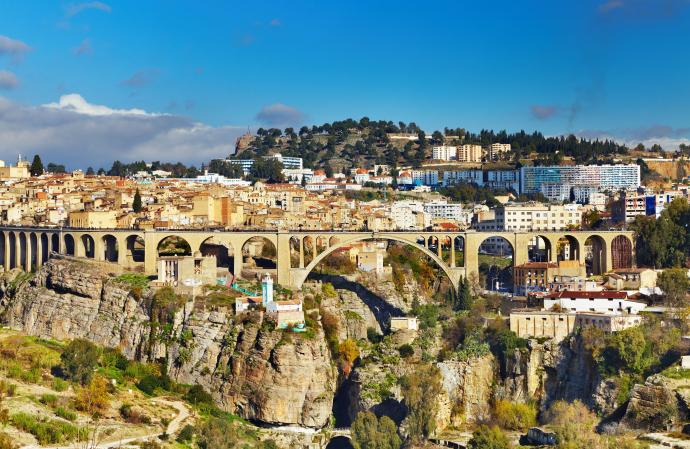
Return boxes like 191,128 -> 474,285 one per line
0,226 -> 635,290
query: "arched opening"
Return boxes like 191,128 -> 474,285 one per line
555,235 -> 580,262
528,235 -> 551,262
326,437 -> 354,449
303,236 -> 315,266
315,236 -> 328,257
157,236 -> 192,257
8,232 -> 16,269
241,237 -> 277,274
200,236 -> 234,277
81,235 -> 95,258
585,235 -> 607,275
611,235 -> 633,270
289,236 -> 301,268
453,235 -> 465,268
51,234 -> 59,254
126,235 -> 145,263
19,233 -> 27,270
478,236 -> 514,292
40,233 -> 49,264
29,233 -> 38,271
102,235 -> 119,262
64,234 -> 75,256
0,232 -> 5,270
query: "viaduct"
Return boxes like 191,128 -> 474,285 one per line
0,226 -> 635,290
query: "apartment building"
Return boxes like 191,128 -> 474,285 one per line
226,153 -> 303,174
432,145 -> 457,161
474,202 -> 583,232
520,165 -> 640,201
411,170 -> 439,186
457,144 -> 483,163
486,143 -> 511,161
422,199 -> 471,224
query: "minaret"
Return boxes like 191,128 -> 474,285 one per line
262,274 -> 273,306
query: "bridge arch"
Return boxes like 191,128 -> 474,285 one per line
81,234 -> 95,258
29,232 -> 38,270
63,233 -> 76,256
18,232 -> 27,270
125,234 -> 145,263
293,234 -> 460,291
39,233 -> 49,264
611,234 -> 633,269
102,234 -> 119,262
157,235 -> 192,257
585,234 -> 607,275
50,233 -> 59,254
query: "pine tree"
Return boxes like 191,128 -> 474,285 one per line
30,155 -> 44,176
86,166 -> 95,176
459,277 -> 474,310
132,189 -> 142,212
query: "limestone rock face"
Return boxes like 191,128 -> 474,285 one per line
321,289 -> 380,341
0,258 -> 337,428
437,356 -> 495,428
622,377 -> 678,431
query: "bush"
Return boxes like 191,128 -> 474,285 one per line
367,327 -> 382,344
412,304 -> 439,330
492,400 -> 537,431
351,411 -> 401,449
136,373 -> 171,396
51,378 -> 68,392
184,384 -> 214,406
74,376 -> 110,416
467,425 -> 512,449
39,393 -> 58,408
60,339 -> 101,385
119,404 -> 151,424
177,424 -> 196,443
0,431 -> 16,449
398,344 -> 414,358
55,407 -> 77,422
11,412 -> 82,444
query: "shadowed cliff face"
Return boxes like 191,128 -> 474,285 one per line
0,257 -> 337,428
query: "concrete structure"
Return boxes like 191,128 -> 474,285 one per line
486,143 -> 511,160
0,226 -> 634,291
574,312 -> 642,333
390,317 -> 419,331
157,253 -> 217,287
474,203 -> 583,232
510,310 -> 577,342
68,210 -> 118,228
457,144 -> 483,162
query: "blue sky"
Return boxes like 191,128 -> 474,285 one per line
0,0 -> 689,168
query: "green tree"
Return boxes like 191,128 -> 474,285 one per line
132,189 -> 143,213
86,166 -> 95,176
401,364 -> 442,441
658,268 -> 690,308
351,411 -> 401,449
458,277 -> 474,311
29,155 -> 44,176
467,425 -> 512,449
250,158 -> 284,183
60,339 -> 101,385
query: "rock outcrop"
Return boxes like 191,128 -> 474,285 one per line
0,257 -> 337,428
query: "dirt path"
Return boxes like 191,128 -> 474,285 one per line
19,399 -> 191,449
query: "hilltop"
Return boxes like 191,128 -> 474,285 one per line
231,118 -> 631,173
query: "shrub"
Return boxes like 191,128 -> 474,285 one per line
492,400 -> 537,431
55,407 -> 77,422
398,344 -> 414,358
51,378 -> 68,392
11,412 -> 82,444
467,425 -> 512,449
176,424 -> 196,443
351,411 -> 401,449
136,373 -> 171,396
367,327 -> 382,344
184,384 -> 214,406
39,393 -> 58,408
119,404 -> 151,425
0,381 -> 16,397
74,376 -> 110,416
60,339 -> 101,385
0,431 -> 16,449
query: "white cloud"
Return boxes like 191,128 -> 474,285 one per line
65,1 -> 111,17
0,94 -> 246,169
0,35 -> 31,61
0,70 -> 19,90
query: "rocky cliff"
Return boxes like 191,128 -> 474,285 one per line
0,257 -> 336,428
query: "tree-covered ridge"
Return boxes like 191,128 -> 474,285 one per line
233,117 -> 630,171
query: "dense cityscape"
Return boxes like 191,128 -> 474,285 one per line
1,2 -> 690,449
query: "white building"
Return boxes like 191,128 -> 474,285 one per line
486,143 -> 511,160
390,201 -> 429,230
543,291 -> 647,315
423,200 -> 471,224
411,170 -> 439,186
432,145 -> 457,161
474,202 -> 583,232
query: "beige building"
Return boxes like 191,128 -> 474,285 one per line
605,268 -> 658,291
574,312 -> 642,333
0,159 -> 30,180
510,310 -> 577,342
157,253 -> 217,287
475,203 -> 583,232
486,143 -> 511,160
68,210 -> 118,228
458,144 -> 483,163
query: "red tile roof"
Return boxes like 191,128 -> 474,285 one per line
545,290 -> 628,299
